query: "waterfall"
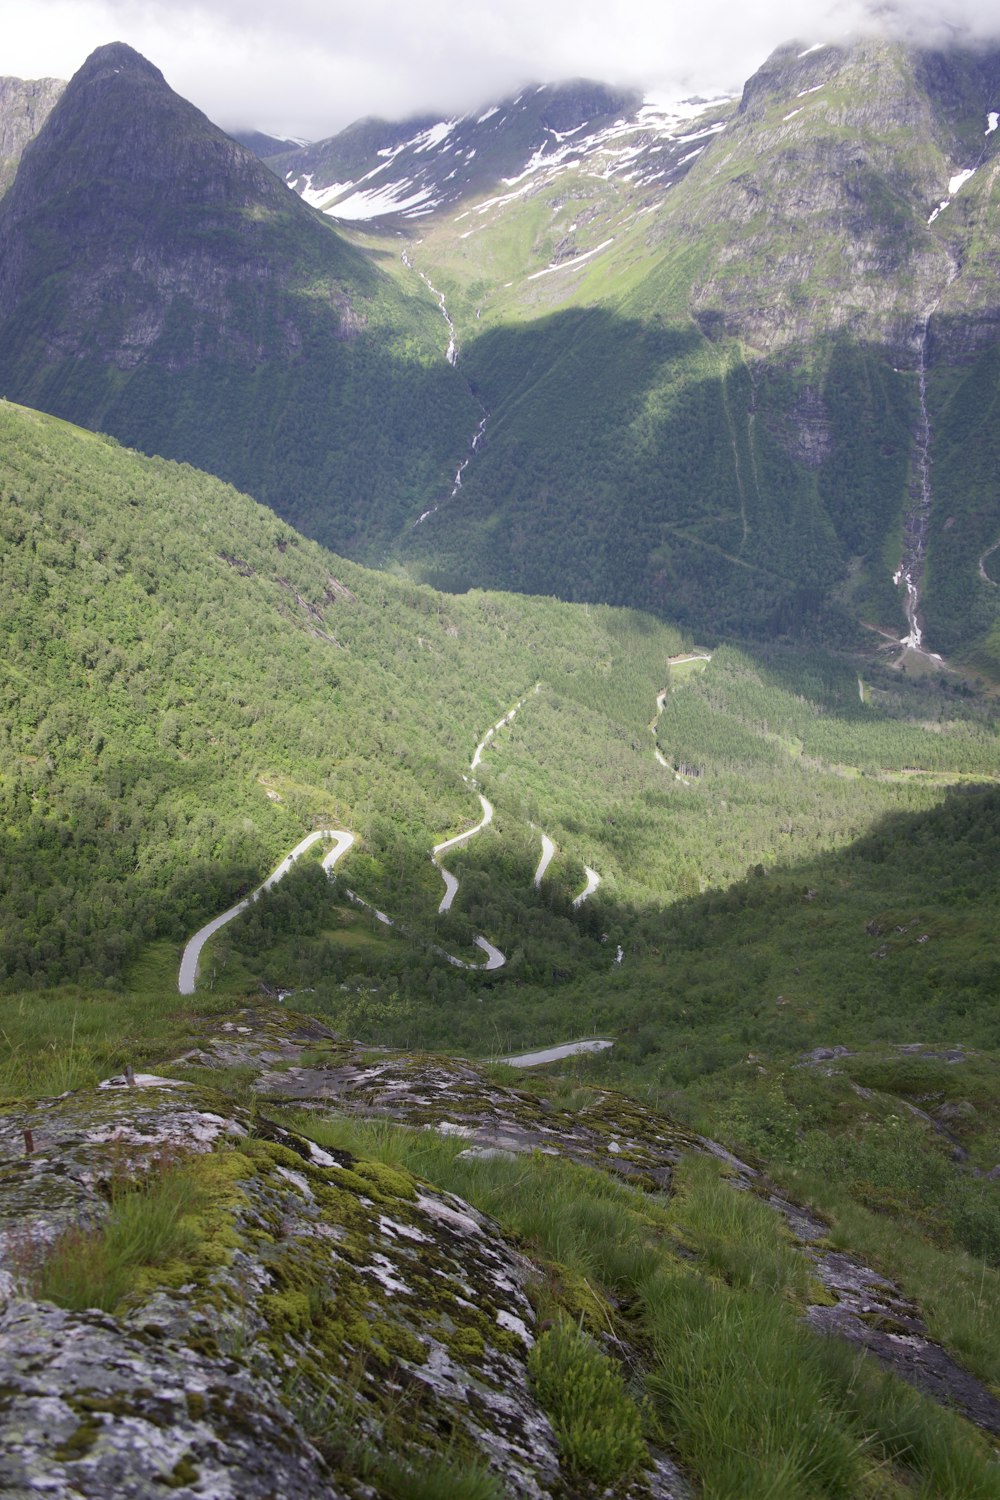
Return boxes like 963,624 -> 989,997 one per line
893,311 -> 941,660
403,246 -> 490,527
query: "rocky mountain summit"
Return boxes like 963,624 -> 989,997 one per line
0,43 -> 368,372
269,80 -> 732,224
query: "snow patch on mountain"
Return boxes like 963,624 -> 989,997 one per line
929,167 -> 978,223
527,238 -> 615,280
282,86 -> 734,225
331,181 -> 439,219
414,120 -> 459,153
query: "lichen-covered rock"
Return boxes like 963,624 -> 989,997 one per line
172,1007 -> 751,1194
0,1296 -> 343,1498
4,1082 -> 667,1498
168,1009 -> 1000,1445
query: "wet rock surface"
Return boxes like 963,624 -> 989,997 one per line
764,1192 -> 1000,1438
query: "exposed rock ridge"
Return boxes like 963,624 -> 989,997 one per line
178,1007 -> 1000,1439
0,1077 -> 684,1498
657,37 -> 1000,362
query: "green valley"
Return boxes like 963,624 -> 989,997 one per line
2,28 -> 1000,1500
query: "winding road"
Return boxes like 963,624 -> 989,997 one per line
502,1038 -> 615,1068
533,833 -> 556,888
178,830 -> 355,995
649,654 -> 712,783
571,868 -> 601,908
178,680 -> 612,994
979,537 -> 1000,587
433,793 -> 494,912
177,686 -> 599,992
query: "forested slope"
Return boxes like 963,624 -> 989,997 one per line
3,398 -> 995,1025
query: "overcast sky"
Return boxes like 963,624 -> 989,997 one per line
2,0 -> 998,141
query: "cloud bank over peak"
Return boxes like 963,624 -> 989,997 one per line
2,0 -> 999,141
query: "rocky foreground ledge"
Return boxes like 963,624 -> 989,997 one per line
0,1063 -> 686,1499
2,1007 -> 998,1497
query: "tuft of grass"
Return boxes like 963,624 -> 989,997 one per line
375,1453 -> 507,1500
645,1270 -> 871,1499
667,1153 -> 814,1301
24,1153 -> 207,1313
528,1318 -> 648,1484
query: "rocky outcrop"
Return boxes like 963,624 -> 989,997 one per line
657,38 -> 1000,363
0,75 -> 63,196
3,1010 -> 998,1494
174,1008 -> 717,1193
0,1078 -> 683,1498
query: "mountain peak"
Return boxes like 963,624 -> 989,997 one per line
72,41 -> 166,88
0,36 -> 373,368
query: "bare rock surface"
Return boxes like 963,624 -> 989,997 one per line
171,1008 -> 1000,1442
0,1077 -> 684,1498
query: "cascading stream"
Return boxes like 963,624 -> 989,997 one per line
893,313 -> 936,654
402,246 -> 490,527
892,266 -> 955,662
401,247 -> 456,364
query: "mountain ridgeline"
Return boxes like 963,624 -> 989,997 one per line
1,40 -> 1000,660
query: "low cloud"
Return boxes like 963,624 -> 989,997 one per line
4,0 -> 1000,140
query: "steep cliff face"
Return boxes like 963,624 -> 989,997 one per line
0,44 -> 475,563
654,38 -> 1000,362
0,75 -> 63,196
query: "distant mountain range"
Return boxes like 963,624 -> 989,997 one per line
265,81 -> 732,222
1,39 -> 999,667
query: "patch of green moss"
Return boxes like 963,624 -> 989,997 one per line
352,1161 -> 417,1201
159,1454 -> 200,1488
373,1319 -> 427,1365
260,1289 -> 313,1336
528,1261 -> 615,1337
54,1415 -> 101,1462
445,1326 -> 485,1362
185,1391 -> 207,1422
